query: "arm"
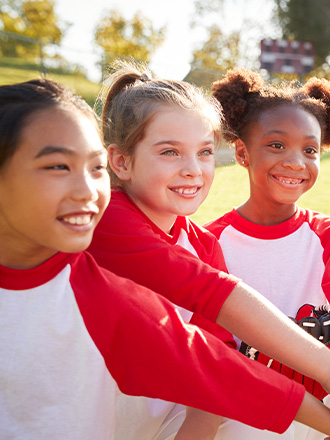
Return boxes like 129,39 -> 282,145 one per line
75,253 -> 304,434
295,392 -> 330,435
89,196 -> 330,393
217,281 -> 330,392
174,409 -> 222,440
75,253 -> 330,435
174,394 -> 330,440
174,393 -> 330,440
88,194 -> 239,322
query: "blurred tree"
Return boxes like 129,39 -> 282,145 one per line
94,9 -> 165,75
0,0 -> 69,59
186,0 -> 274,88
192,25 -> 240,71
185,25 -> 241,87
191,0 -> 225,23
274,0 -> 330,67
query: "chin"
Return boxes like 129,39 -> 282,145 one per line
177,209 -> 198,217
61,239 -> 93,254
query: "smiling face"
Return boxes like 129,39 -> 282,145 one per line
0,106 -> 110,269
236,105 -> 321,224
111,106 -> 215,233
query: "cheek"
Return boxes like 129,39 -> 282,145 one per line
101,183 -> 111,208
95,173 -> 111,201
203,162 -> 215,181
312,162 -> 320,182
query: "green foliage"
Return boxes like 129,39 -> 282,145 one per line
192,25 -> 240,72
275,0 -> 330,67
0,0 -> 69,60
186,0 -> 265,88
191,152 -> 330,225
186,25 -> 242,88
94,9 -> 165,74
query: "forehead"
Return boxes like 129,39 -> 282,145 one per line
17,106 -> 104,156
253,105 -> 321,138
147,106 -> 216,132
259,104 -> 319,126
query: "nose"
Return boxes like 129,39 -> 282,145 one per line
282,151 -> 306,171
71,172 -> 99,202
180,156 -> 202,177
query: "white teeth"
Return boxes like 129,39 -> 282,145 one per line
62,215 -> 91,225
172,187 -> 198,194
276,176 -> 303,185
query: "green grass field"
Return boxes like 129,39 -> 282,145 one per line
191,151 -> 330,226
0,57 -> 101,107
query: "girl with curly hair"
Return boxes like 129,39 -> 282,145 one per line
205,68 -> 330,440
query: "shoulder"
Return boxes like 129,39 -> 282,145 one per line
100,189 -> 140,224
184,216 -> 222,246
181,217 -> 229,272
88,189 -> 156,258
302,207 -> 330,238
204,210 -> 235,238
69,251 -> 161,316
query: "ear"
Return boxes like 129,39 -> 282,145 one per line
107,144 -> 132,181
235,139 -> 249,167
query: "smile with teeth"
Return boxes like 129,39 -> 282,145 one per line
170,187 -> 200,195
60,214 -> 93,225
274,175 -> 305,185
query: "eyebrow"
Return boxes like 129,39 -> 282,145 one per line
35,145 -> 106,159
35,146 -> 76,158
153,139 -> 215,146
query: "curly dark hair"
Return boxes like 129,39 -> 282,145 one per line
212,68 -> 330,149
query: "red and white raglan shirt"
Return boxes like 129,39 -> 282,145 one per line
206,207 -> 330,322
0,251 -> 305,439
205,207 -> 330,440
87,189 -> 239,439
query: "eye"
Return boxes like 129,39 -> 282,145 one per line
45,164 -> 69,171
161,149 -> 178,156
199,148 -> 214,156
269,143 -> 284,150
93,163 -> 107,171
92,163 -> 108,175
305,146 -> 319,155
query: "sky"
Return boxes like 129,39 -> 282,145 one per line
54,0 -> 275,83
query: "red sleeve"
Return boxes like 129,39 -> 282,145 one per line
204,211 -> 232,239
73,252 -> 304,434
177,216 -> 229,272
87,191 -> 239,322
189,313 -> 236,349
307,209 -> 330,303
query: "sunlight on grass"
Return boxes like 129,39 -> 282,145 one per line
0,58 -> 101,107
191,152 -> 330,226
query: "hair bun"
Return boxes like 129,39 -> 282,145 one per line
212,68 -> 264,142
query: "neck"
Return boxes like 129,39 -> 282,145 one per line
237,200 -> 297,225
123,188 -> 177,234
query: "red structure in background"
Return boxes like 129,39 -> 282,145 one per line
260,38 -> 315,75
